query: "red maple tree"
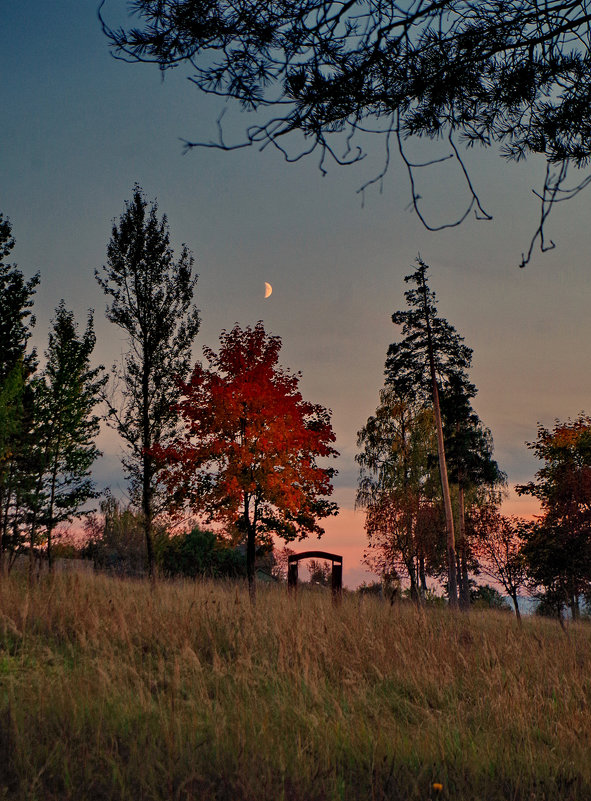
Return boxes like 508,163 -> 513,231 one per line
153,322 -> 339,599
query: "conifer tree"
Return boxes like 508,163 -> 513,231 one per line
28,303 -> 105,572
0,213 -> 39,573
439,373 -> 505,608
385,258 -> 473,607
96,186 -> 200,577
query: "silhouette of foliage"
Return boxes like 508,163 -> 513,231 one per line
101,0 -> 591,265
517,415 -> 591,618
96,186 -> 200,578
0,212 -> 39,570
157,526 -> 247,579
27,303 -> 105,571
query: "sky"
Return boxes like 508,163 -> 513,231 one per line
3,2 -> 591,587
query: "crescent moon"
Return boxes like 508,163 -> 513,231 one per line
264,281 -> 273,298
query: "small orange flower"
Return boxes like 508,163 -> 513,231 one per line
432,782 -> 443,792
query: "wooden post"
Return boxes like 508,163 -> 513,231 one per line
331,562 -> 342,604
287,560 -> 298,593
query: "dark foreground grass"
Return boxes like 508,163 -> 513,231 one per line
0,573 -> 590,800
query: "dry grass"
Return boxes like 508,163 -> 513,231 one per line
1,573 -> 590,800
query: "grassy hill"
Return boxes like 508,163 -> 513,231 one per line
1,573 -> 590,800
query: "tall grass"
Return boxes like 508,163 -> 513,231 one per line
1,573 -> 590,800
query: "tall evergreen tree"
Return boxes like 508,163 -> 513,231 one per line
96,186 -> 200,577
0,213 -> 39,573
439,373 -> 505,608
385,257 -> 473,607
0,213 -> 38,382
27,303 -> 106,572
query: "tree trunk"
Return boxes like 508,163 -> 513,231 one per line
142,361 -> 155,581
246,530 -> 256,605
407,559 -> 419,603
419,552 -> 427,595
419,269 -> 458,608
142,459 -> 154,581
0,486 -> 4,578
243,493 -> 257,604
29,516 -> 37,585
46,453 -> 60,575
511,591 -> 522,624
457,485 -> 470,610
0,466 -> 15,579
431,381 -> 458,607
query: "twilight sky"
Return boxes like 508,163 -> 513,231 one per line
3,2 -> 591,586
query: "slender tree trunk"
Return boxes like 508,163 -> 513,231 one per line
0,485 -> 5,578
142,456 -> 154,581
457,485 -> 470,610
142,363 -> 155,581
431,381 -> 458,607
46,442 -> 62,575
29,515 -> 37,585
460,546 -> 470,608
245,496 -> 256,605
511,591 -> 522,624
407,557 -> 419,603
419,270 -> 458,608
405,514 -> 421,605
0,466 -> 15,579
419,551 -> 427,595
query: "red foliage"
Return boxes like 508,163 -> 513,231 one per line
152,322 -> 339,553
518,415 -> 591,515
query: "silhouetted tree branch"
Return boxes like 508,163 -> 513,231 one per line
100,0 -> 591,266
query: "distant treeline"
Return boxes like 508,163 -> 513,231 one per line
2,202 -> 591,621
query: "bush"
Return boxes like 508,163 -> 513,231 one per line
357,581 -> 383,597
471,584 -> 511,611
157,526 -> 246,579
83,498 -> 148,576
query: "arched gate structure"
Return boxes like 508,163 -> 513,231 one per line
287,550 -> 343,600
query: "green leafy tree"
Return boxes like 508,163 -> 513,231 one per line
356,386 -> 439,603
96,186 -> 200,578
26,302 -> 105,572
470,584 -> 512,612
102,1 -> 591,265
158,526 -> 247,579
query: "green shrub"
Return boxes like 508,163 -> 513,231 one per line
157,526 -> 246,579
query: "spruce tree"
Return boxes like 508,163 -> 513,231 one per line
439,374 -> 505,608
385,258 -> 473,607
0,213 -> 39,573
28,302 -> 105,572
96,186 -> 200,578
